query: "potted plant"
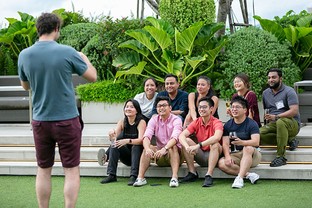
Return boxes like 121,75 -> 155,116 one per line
76,79 -> 142,123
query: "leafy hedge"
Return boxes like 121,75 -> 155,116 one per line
159,0 -> 215,31
76,78 -> 143,103
215,26 -> 301,99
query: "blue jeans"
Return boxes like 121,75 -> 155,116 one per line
260,118 -> 299,157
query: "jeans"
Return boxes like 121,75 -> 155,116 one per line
260,117 -> 299,157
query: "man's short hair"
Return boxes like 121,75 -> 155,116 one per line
231,96 -> 249,109
36,13 -> 61,36
268,68 -> 283,77
198,96 -> 214,107
154,96 -> 171,107
164,74 -> 178,82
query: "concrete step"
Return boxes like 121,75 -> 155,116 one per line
0,123 -> 311,145
0,161 -> 311,180
1,146 -> 312,163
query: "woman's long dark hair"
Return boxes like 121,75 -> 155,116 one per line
123,99 -> 144,128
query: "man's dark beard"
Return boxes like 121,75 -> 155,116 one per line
269,81 -> 280,89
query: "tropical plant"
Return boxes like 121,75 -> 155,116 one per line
112,16 -> 227,87
254,13 -> 312,75
159,0 -> 216,31
215,26 -> 301,99
273,10 -> 312,28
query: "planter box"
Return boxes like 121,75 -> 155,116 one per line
81,102 -> 124,124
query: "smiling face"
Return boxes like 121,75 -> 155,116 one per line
156,100 -> 171,118
144,79 -> 157,98
165,77 -> 179,94
124,101 -> 137,117
230,101 -> 247,119
198,100 -> 212,118
197,78 -> 210,94
268,71 -> 282,89
233,77 -> 246,92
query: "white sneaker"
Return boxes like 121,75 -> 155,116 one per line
246,172 -> 259,184
97,148 -> 107,166
169,178 -> 179,187
232,176 -> 244,188
133,178 -> 147,187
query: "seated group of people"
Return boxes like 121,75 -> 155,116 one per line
97,68 -> 301,189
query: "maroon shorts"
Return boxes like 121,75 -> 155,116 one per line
32,116 -> 83,168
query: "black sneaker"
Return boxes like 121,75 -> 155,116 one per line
270,157 -> 287,167
100,175 -> 117,184
179,171 -> 198,183
288,139 -> 299,151
127,176 -> 136,186
202,175 -> 213,187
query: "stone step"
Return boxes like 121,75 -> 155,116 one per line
1,146 -> 312,163
0,161 -> 311,180
0,123 -> 311,145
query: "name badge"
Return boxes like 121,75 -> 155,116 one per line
275,100 -> 284,109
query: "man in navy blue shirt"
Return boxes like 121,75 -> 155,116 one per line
152,74 -> 188,121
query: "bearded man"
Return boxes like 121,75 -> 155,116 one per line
260,68 -> 300,167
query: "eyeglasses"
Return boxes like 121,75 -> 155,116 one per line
231,105 -> 244,110
198,105 -> 209,110
156,103 -> 169,108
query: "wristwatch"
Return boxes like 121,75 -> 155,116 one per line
275,115 -> 280,120
164,146 -> 169,151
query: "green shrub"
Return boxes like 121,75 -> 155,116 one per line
82,17 -> 147,81
215,26 -> 301,99
159,0 -> 216,31
76,79 -> 143,103
58,23 -> 99,51
273,10 -> 312,28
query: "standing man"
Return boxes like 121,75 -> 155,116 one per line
218,96 -> 261,189
18,13 -> 97,208
260,68 -> 300,167
133,96 -> 183,187
152,74 -> 188,121
179,97 -> 223,187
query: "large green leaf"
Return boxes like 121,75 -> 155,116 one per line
297,15 -> 312,27
144,26 -> 172,50
296,27 -> 312,39
125,29 -> 158,52
300,35 -> 312,53
284,25 -> 297,47
118,40 -> 149,57
112,51 -> 141,70
146,16 -> 175,36
195,23 -> 225,46
161,50 -> 184,73
254,15 -> 286,42
185,55 -> 206,69
176,21 -> 203,54
115,61 -> 147,79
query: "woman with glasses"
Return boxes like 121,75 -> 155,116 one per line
183,76 -> 219,128
228,73 -> 261,127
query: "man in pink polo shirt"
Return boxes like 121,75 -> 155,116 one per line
133,96 -> 183,187
179,97 -> 223,187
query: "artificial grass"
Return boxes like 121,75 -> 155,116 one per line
0,176 -> 311,208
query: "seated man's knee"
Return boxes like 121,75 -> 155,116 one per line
210,143 -> 221,152
218,158 -> 226,170
243,146 -> 254,155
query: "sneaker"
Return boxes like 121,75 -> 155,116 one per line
97,148 -> 107,166
232,176 -> 244,188
270,157 -> 287,167
202,175 -> 213,187
100,175 -> 117,184
169,178 -> 179,187
288,139 -> 299,151
128,176 -> 136,186
246,172 -> 259,184
179,171 -> 199,183
133,178 -> 147,187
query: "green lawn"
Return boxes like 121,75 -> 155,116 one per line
1,176 -> 311,208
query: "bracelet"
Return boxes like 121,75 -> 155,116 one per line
129,139 -> 132,144
198,142 -> 203,148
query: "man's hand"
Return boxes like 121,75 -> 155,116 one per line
186,145 -> 199,155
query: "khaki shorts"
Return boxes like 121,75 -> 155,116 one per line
149,145 -> 183,167
230,148 -> 261,168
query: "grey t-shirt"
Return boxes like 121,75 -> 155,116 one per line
18,41 -> 87,121
262,84 -> 301,125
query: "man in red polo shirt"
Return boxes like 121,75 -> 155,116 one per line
179,97 -> 223,187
